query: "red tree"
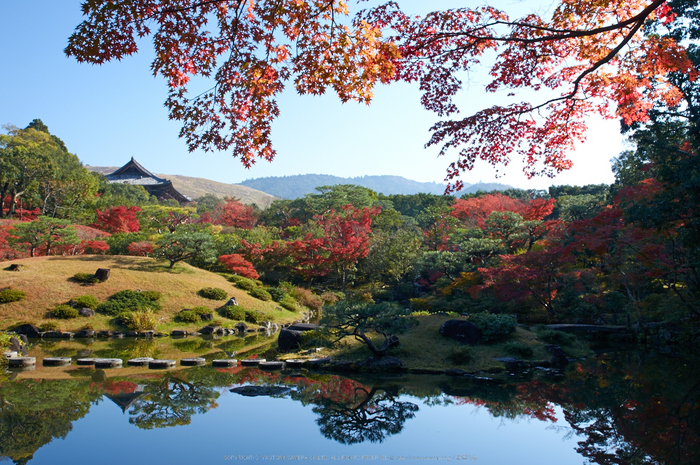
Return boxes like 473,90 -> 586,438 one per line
93,206 -> 141,233
212,198 -> 257,229
65,1 -> 694,188
127,241 -> 154,257
83,240 -> 110,255
219,253 -> 260,279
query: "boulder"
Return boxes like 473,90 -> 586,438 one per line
95,268 -> 110,282
234,322 -> 248,333
78,308 -> 95,317
494,357 -> 526,372
8,337 -> 22,353
200,313 -> 214,321
199,326 -> 220,335
278,329 -> 304,352
362,356 -> 405,372
546,344 -> 569,368
224,297 -> 238,307
11,323 -> 42,338
74,329 -> 96,338
439,320 -> 482,345
170,329 -> 189,337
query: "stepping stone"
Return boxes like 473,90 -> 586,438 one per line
149,359 -> 176,369
284,359 -> 304,369
8,357 -> 36,367
3,351 -> 18,359
76,358 -> 97,366
212,359 -> 238,367
127,357 -> 154,367
240,359 -> 265,367
94,358 -> 123,368
180,358 -> 206,366
42,357 -> 72,367
258,361 -> 284,370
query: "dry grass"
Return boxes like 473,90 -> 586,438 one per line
0,255 -> 301,332
295,314 -> 592,372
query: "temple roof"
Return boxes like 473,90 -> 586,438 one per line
106,158 -> 191,204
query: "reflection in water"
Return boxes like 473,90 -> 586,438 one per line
313,384 -> 419,444
127,374 -> 219,429
0,351 -> 698,464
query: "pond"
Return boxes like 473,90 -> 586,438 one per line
1,338 -> 698,465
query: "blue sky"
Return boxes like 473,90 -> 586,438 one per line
0,1 -> 622,189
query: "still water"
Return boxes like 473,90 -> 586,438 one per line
1,339 -> 698,465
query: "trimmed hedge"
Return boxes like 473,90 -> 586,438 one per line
222,305 -> 246,320
72,295 -> 99,309
198,287 -> 228,300
468,312 -> 517,343
249,288 -> 272,301
51,304 -> 79,319
0,288 -> 26,304
267,287 -> 287,302
227,275 -> 261,291
177,310 -> 201,323
72,272 -> 100,284
97,290 -> 162,315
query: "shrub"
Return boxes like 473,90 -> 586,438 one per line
198,287 -> 228,300
279,296 -> 300,312
72,272 -> 100,284
468,312 -> 517,343
320,292 -> 341,305
267,287 -> 287,302
222,305 -> 246,320
40,322 -> 60,331
249,288 -> 272,301
447,346 -> 473,365
536,328 -> 577,346
97,290 -> 162,315
72,295 -> 99,309
190,306 -> 211,315
0,288 -> 26,304
504,341 -> 534,358
117,309 -> 158,331
244,309 -> 265,324
51,304 -> 79,319
177,310 -> 201,323
227,275 -> 260,291
300,329 -> 336,349
289,287 -> 323,311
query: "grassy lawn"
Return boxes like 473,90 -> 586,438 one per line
0,255 -> 303,332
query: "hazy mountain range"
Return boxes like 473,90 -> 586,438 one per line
240,174 -> 512,199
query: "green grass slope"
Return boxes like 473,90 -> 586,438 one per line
1,255 -> 301,332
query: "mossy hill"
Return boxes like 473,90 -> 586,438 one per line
0,255 -> 301,333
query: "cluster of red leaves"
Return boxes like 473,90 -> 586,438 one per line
451,194 -> 555,227
219,253 -> 259,279
93,206 -> 141,233
90,380 -> 139,395
127,241 -> 154,257
212,198 -> 257,229
83,240 -> 110,255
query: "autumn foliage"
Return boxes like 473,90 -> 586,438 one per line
219,253 -> 260,279
212,198 -> 257,229
93,206 -> 141,233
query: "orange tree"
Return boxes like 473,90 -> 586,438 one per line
65,1 -> 696,188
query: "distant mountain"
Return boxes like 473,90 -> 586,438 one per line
87,166 -> 277,208
239,174 -> 513,199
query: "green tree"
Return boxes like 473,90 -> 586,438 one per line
321,301 -> 417,359
10,217 -> 80,257
154,224 -> 217,268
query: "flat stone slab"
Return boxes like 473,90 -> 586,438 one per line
127,357 -> 154,367
230,385 -> 291,397
212,359 -> 238,367
42,357 -> 72,367
258,361 -> 284,370
8,357 -> 36,367
94,358 -> 123,368
284,359 -> 304,369
240,359 -> 265,367
180,358 -> 206,366
3,351 -> 18,359
149,359 -> 176,369
76,358 -> 97,366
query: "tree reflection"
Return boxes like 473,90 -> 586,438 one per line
128,375 -> 219,429
313,384 -> 418,445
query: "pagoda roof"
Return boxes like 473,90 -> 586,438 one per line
105,157 -> 191,204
